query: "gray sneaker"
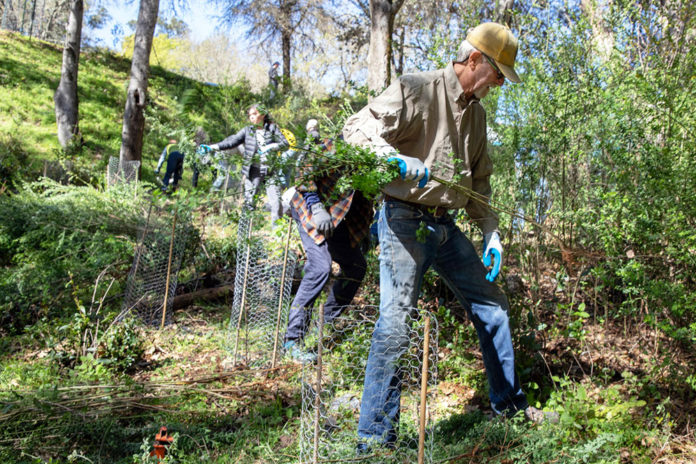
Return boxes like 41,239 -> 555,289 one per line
524,406 -> 560,424
284,340 -> 317,364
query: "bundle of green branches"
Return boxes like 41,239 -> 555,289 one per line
291,138 -> 399,201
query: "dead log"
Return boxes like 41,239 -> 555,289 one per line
172,285 -> 234,309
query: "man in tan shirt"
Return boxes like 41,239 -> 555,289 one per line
344,22 -> 555,451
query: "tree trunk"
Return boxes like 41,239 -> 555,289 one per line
281,29 -> 291,90
495,0 -> 515,26
392,26 -> 404,76
172,284 -> 234,310
2,0 -> 12,29
53,0 -> 83,148
119,0 -> 159,164
20,0 -> 28,33
367,0 -> 403,95
29,0 -> 36,37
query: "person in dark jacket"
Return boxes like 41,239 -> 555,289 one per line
206,104 -> 289,224
268,61 -> 280,98
155,138 -> 185,192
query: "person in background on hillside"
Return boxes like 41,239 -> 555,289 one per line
306,118 -> 321,145
269,61 -> 280,99
204,104 -> 288,225
155,138 -> 185,192
343,22 -> 558,453
284,118 -> 323,187
282,135 -> 373,363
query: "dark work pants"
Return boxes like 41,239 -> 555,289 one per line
284,214 -> 367,342
162,151 -> 184,188
192,164 -> 200,187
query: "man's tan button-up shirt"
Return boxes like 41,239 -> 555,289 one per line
343,62 -> 499,236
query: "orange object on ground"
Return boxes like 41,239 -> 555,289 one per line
149,426 -> 174,461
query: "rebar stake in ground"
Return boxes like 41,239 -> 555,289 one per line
271,220 -> 294,369
313,304 -> 325,464
418,315 -> 431,464
160,211 -> 178,330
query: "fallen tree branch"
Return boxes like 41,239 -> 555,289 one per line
172,284 -> 234,309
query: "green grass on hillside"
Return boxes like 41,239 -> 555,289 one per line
0,31 -> 260,186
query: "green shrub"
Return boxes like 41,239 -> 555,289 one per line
0,132 -> 31,187
0,180 -> 143,333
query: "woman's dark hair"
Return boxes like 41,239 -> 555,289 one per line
194,127 -> 208,145
248,103 -> 272,128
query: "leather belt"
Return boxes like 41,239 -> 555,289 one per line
384,195 -> 450,218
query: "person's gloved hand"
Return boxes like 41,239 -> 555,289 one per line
387,155 -> 429,188
198,144 -> 213,153
310,203 -> 334,238
483,231 -> 503,282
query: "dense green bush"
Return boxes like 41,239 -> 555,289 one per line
490,7 -> 696,343
0,180 -> 144,333
0,131 -> 31,187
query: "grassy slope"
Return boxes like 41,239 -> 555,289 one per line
1,31 -> 696,464
0,30 -> 251,186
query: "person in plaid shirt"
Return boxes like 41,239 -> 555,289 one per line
283,134 -> 373,362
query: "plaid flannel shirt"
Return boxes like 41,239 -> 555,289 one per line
291,171 -> 373,249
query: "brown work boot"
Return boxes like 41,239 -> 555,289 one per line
524,406 -> 559,424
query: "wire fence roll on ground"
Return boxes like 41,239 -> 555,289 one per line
299,305 -> 439,464
107,156 -> 140,187
122,204 -> 195,327
228,210 -> 298,368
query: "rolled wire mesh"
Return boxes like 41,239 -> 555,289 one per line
122,204 -> 193,326
107,156 -> 140,187
299,305 -> 439,464
228,210 -> 298,368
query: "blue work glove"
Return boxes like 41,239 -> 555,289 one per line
388,155 -> 429,188
483,231 -> 503,282
198,144 -> 213,154
310,203 -> 334,238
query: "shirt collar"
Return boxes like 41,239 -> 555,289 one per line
444,62 -> 467,107
445,62 -> 479,108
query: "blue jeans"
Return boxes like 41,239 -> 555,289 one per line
357,199 -> 528,444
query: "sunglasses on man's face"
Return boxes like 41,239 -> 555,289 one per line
482,53 -> 505,80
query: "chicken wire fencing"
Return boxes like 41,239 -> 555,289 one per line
107,156 -> 140,187
299,306 -> 439,464
122,205 -> 194,326
227,210 -> 298,368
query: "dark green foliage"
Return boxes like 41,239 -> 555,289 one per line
490,7 -> 696,345
0,132 -> 31,187
0,180 -> 143,334
293,138 -> 399,202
